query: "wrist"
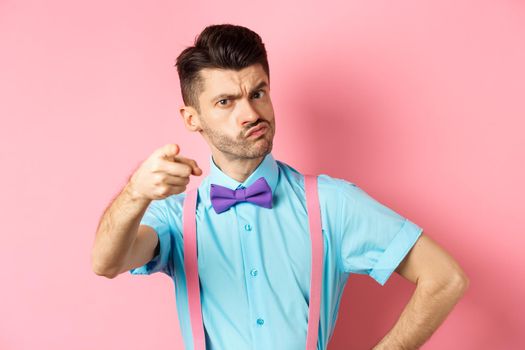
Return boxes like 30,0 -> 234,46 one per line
123,182 -> 150,204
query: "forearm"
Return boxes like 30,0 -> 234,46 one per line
91,182 -> 151,277
372,275 -> 469,350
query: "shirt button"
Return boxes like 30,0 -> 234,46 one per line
244,224 -> 252,231
256,318 -> 264,326
250,268 -> 258,277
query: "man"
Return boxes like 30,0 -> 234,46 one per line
92,24 -> 469,349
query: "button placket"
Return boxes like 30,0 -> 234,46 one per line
238,209 -> 266,339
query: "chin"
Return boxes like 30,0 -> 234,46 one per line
238,144 -> 271,159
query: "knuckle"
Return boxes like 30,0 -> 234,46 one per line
154,186 -> 166,197
151,159 -> 162,171
153,173 -> 163,185
182,166 -> 192,177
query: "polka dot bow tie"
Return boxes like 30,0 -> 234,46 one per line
210,177 -> 273,214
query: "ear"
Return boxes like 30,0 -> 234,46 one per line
179,105 -> 203,132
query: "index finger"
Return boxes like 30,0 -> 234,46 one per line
163,155 -> 202,176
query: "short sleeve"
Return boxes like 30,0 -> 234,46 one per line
339,182 -> 423,286
129,199 -> 172,277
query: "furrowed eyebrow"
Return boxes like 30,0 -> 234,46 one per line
210,81 -> 268,103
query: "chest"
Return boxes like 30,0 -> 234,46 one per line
194,192 -> 314,301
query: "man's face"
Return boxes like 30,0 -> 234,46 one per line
190,63 -> 275,160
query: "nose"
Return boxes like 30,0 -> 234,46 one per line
238,98 -> 260,128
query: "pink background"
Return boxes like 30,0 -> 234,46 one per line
1,0 -> 524,349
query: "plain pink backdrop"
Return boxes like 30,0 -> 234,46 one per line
1,0 -> 524,349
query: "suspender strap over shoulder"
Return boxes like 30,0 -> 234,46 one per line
182,187 -> 205,350
182,174 -> 323,350
304,174 -> 323,350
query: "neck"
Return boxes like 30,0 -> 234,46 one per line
212,151 -> 266,183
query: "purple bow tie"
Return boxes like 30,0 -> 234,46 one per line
210,177 -> 273,214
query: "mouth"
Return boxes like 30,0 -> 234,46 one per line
246,123 -> 269,138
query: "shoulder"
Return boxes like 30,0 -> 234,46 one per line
276,159 -> 361,204
317,174 -> 358,195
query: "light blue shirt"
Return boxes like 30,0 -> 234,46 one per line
129,152 -> 423,350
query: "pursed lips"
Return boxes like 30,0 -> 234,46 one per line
246,122 -> 269,137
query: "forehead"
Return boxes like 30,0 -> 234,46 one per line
198,63 -> 268,96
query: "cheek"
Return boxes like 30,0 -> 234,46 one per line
217,121 -> 238,139
201,110 -> 225,128
262,101 -> 275,116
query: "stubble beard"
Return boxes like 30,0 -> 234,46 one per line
201,120 -> 275,160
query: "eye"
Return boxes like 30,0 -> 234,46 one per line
218,99 -> 228,106
252,90 -> 265,99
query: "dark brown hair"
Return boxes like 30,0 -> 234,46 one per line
175,24 -> 270,114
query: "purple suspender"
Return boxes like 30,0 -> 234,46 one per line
182,174 -> 323,350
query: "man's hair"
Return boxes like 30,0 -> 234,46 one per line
175,24 -> 270,114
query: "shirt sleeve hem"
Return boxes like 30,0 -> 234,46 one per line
128,224 -> 170,276
369,218 -> 424,286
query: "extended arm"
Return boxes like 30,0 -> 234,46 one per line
91,182 -> 154,278
91,143 -> 201,278
372,233 -> 470,350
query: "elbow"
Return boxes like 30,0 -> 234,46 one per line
418,269 -> 470,297
93,267 -> 119,279
452,269 -> 470,296
445,261 -> 470,295
440,271 -> 470,298
91,252 -> 120,279
92,264 -> 120,279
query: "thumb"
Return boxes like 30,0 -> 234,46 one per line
159,143 -> 180,160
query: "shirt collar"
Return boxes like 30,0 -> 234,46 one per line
208,152 -> 279,194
